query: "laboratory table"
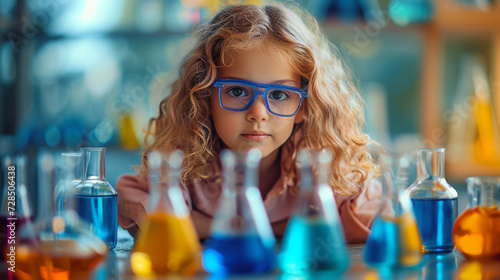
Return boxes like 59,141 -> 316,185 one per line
89,228 -> 498,280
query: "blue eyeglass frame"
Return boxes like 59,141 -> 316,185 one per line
212,78 -> 308,117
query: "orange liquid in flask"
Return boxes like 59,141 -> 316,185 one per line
15,239 -> 105,280
453,206 -> 500,259
131,212 -> 201,276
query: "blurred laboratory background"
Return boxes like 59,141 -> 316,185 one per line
1,0 -> 500,216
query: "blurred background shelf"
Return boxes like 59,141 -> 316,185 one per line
420,0 -> 500,183
434,0 -> 500,32
447,161 -> 500,182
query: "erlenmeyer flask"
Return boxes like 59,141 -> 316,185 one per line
55,152 -> 81,212
15,151 -> 107,280
1,155 -> 36,280
407,148 -> 457,253
202,149 -> 276,275
131,150 -> 202,277
278,149 -> 349,275
453,176 -> 500,259
74,147 -> 118,249
364,149 -> 422,268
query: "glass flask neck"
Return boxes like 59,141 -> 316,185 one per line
295,149 -> 339,221
466,176 -> 500,208
1,155 -> 32,218
148,150 -> 188,215
379,152 -> 412,216
221,149 -> 260,192
316,153 -> 330,188
81,148 -> 106,181
61,152 -> 82,180
417,148 -> 445,180
39,152 -> 57,218
298,150 -> 332,192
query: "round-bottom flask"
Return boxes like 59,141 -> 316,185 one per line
453,176 -> 500,259
407,148 -> 458,253
74,148 -> 117,249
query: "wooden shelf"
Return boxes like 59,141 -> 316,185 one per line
434,0 -> 500,33
446,161 -> 500,182
320,1 -> 500,182
421,0 -> 500,182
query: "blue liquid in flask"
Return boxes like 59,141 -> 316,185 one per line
75,194 -> 118,249
279,217 -> 349,273
202,234 -> 275,274
363,217 -> 399,267
411,197 -> 456,252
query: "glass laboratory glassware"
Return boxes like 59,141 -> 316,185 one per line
202,149 -> 276,275
1,155 -> 36,280
55,152 -> 82,212
279,149 -> 350,274
131,150 -> 201,276
1,155 -> 33,259
407,148 -> 458,253
73,147 -> 118,249
15,151 -> 107,280
453,176 -> 500,259
364,149 -> 422,268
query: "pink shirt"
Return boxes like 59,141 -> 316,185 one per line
117,147 -> 385,243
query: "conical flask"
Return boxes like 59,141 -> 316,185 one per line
1,155 -> 36,280
202,149 -> 276,275
406,148 -> 457,253
131,150 -> 202,277
73,147 -> 118,249
14,151 -> 107,280
278,149 -> 349,275
364,149 -> 422,268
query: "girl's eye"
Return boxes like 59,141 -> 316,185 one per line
227,87 -> 248,97
269,90 -> 290,101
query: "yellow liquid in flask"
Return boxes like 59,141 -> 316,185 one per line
131,212 -> 201,276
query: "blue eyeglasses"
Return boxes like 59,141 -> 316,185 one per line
212,79 -> 308,117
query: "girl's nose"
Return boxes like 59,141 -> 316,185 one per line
246,95 -> 268,122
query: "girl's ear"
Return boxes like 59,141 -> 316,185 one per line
293,103 -> 305,124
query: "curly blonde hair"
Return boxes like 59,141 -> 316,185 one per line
141,3 -> 375,196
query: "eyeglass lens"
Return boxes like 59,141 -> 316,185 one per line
219,83 -> 301,116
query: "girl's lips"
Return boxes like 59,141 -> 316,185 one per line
241,134 -> 270,141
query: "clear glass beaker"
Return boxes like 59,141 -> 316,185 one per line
407,148 -> 457,253
1,155 -> 36,280
202,149 -> 276,275
364,149 -> 422,268
74,147 -> 118,249
279,149 -> 349,274
453,176 -> 500,259
131,150 -> 202,276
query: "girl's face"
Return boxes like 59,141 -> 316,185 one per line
210,45 -> 304,160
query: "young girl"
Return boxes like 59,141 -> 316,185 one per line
117,3 -> 383,243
